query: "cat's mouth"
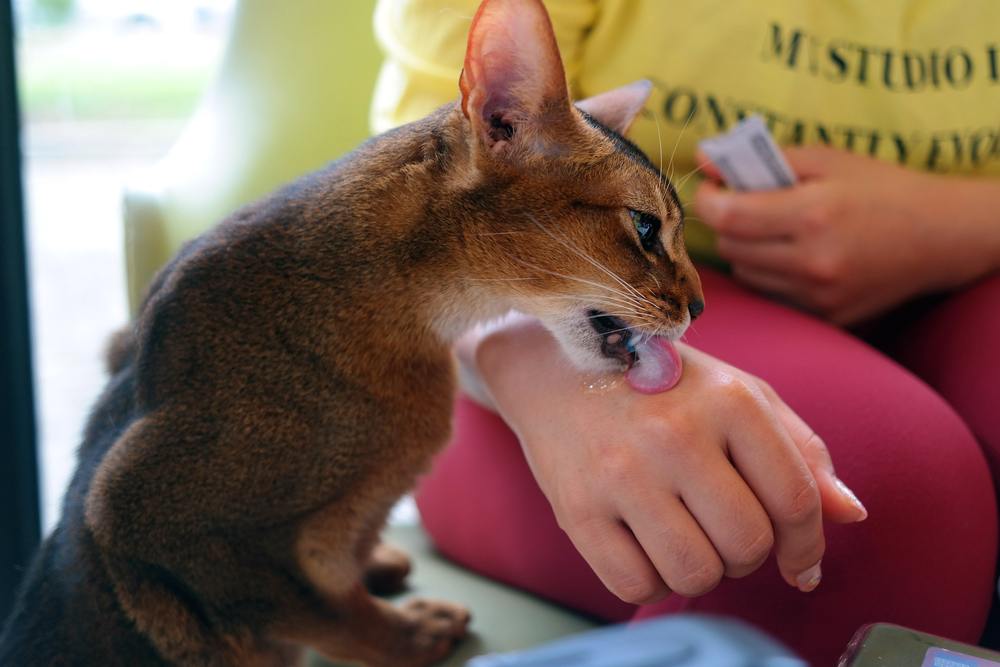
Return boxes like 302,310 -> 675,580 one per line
587,309 -> 685,393
588,310 -> 637,368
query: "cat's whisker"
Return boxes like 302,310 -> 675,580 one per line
467,274 -> 648,317
665,107 -> 694,188
550,292 -> 649,310
512,256 -> 650,311
545,295 -> 651,319
673,157 -> 715,192
585,311 -> 647,321
588,308 -> 649,320
595,325 -> 642,337
468,277 -> 651,317
651,105 -> 666,193
524,213 -> 656,308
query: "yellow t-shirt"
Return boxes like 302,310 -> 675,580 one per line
371,0 -> 1000,263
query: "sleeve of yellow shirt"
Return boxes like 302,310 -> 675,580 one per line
370,0 -> 599,133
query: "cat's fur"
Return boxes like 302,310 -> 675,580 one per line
0,0 -> 703,665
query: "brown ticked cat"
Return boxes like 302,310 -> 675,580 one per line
0,0 -> 703,665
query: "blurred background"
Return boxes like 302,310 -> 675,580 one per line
14,0 -> 234,529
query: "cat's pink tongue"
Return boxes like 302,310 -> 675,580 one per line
625,337 -> 682,394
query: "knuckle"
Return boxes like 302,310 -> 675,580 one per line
728,527 -> 774,573
658,532 -> 724,596
670,560 -> 725,597
807,253 -> 843,284
808,286 -> 844,313
799,431 -> 830,462
638,416 -> 681,448
755,377 -> 777,400
801,202 -> 833,231
598,445 -> 640,487
609,574 -> 667,605
781,477 -> 821,526
715,202 -> 743,232
553,489 -> 596,529
720,376 -> 762,408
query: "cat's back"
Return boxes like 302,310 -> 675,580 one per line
130,107 -> 461,412
0,361 -> 168,666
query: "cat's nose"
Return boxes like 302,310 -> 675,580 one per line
688,299 -> 705,320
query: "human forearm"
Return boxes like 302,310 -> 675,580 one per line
453,312 -> 544,413
472,316 -> 602,443
921,175 -> 1000,291
472,318 -> 867,599
699,147 -> 1000,324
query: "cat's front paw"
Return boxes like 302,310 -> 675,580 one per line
364,542 -> 413,595
392,598 -> 471,667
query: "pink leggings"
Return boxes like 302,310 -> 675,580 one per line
416,267 -> 1000,666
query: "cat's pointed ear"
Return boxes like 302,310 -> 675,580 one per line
459,0 -> 570,153
575,80 -> 653,136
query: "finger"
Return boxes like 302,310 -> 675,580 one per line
716,235 -> 799,273
724,389 -> 825,592
619,495 -> 725,597
730,264 -> 802,301
783,145 -> 844,179
825,299 -> 886,328
564,515 -> 670,604
758,383 -> 868,524
676,452 -> 775,579
694,180 -> 809,240
694,148 -> 724,182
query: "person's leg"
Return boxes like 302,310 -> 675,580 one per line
872,272 -> 1000,482
867,271 -> 1000,646
416,267 -> 998,665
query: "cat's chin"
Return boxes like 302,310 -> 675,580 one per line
564,342 -> 629,375
541,310 -> 690,377
542,315 -> 636,376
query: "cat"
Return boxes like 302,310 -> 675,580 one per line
0,0 -> 704,665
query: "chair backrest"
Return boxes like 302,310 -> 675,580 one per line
124,0 -> 380,312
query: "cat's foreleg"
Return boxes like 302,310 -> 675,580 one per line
273,583 -> 469,667
363,541 -> 413,595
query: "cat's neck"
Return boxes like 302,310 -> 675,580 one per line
304,104 -> 515,349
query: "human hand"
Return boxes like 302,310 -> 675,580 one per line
695,146 -> 1000,325
473,318 -> 867,604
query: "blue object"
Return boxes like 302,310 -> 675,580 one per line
466,614 -> 806,667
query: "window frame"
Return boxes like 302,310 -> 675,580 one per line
0,0 -> 41,622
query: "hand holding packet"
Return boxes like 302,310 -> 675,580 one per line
697,115 -> 797,191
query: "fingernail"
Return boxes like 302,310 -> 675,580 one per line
835,477 -> 868,521
796,562 -> 822,592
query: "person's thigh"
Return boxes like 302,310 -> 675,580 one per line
875,272 -> 1000,479
415,267 -> 998,664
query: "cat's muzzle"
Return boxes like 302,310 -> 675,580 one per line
588,310 -> 636,368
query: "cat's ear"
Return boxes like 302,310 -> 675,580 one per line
459,0 -> 570,153
575,80 -> 652,136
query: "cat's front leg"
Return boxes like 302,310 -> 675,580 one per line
273,583 -> 470,667
363,541 -> 413,596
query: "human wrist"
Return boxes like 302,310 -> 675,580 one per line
455,314 -> 534,411
916,175 -> 1000,291
473,317 -> 578,443
473,316 -> 550,385
953,178 -> 1000,283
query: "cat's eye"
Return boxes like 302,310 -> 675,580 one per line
628,209 -> 661,252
